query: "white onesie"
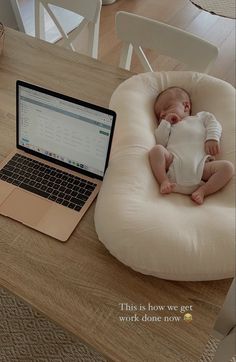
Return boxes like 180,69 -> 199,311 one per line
154,111 -> 222,194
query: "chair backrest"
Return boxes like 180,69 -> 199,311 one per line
116,11 -> 218,73
35,0 -> 102,58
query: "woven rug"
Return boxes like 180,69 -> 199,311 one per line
190,0 -> 236,18
0,286 -> 235,361
200,336 -> 236,362
0,287 -> 107,362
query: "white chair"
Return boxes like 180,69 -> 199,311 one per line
116,11 -> 218,73
212,278 -> 236,362
35,0 -> 102,58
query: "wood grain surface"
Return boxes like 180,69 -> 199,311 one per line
97,0 -> 235,86
0,28 -> 232,362
17,0 -> 235,85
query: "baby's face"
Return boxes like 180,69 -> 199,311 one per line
154,88 -> 191,125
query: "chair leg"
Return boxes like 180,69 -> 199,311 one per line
213,278 -> 236,339
35,0 -> 45,40
119,42 -> 133,70
134,45 -> 153,72
87,18 -> 100,59
211,278 -> 236,361
212,326 -> 236,362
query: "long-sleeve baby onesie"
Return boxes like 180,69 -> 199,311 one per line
154,111 -> 222,194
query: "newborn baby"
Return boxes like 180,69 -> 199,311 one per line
149,86 -> 234,204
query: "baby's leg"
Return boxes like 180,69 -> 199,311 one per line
191,160 -> 234,205
149,145 -> 175,194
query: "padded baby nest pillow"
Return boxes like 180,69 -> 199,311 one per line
94,71 -> 235,281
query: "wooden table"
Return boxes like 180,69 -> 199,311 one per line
0,28 -> 232,362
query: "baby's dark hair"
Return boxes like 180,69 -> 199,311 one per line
154,86 -> 192,122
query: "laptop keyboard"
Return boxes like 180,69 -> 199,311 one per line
0,154 -> 97,212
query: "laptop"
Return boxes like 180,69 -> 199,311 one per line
0,80 -> 116,241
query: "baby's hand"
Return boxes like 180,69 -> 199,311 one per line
205,140 -> 220,156
165,113 -> 181,125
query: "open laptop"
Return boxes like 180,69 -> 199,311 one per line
0,81 -> 116,241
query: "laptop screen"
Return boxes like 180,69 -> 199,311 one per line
17,82 -> 115,180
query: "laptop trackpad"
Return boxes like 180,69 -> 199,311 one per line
0,189 -> 51,226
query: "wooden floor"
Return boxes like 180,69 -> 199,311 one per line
18,0 -> 235,85
99,0 -> 235,86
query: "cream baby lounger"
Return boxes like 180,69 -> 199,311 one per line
94,71 -> 235,281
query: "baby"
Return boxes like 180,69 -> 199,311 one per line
149,86 -> 234,204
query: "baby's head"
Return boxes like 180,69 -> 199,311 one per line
154,86 -> 192,125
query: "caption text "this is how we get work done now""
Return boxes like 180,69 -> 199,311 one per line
118,303 -> 193,323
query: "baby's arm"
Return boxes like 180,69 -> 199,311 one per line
154,119 -> 171,147
202,112 -> 222,156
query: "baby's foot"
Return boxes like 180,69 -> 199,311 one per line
160,180 -> 176,194
191,188 -> 205,205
